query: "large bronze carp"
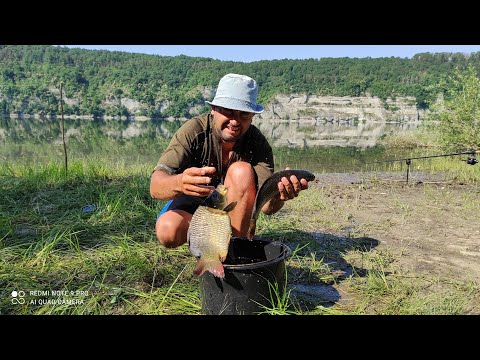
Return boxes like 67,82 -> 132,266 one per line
188,184 -> 237,278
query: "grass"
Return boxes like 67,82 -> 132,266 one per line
1,146 -> 480,314
0,160 -> 200,315
252,172 -> 480,315
344,249 -> 479,315
254,271 -> 298,315
378,127 -> 439,150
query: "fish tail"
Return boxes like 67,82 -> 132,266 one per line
247,219 -> 256,240
193,258 -> 225,278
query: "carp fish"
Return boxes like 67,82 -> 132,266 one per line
247,169 -> 316,240
188,184 -> 237,278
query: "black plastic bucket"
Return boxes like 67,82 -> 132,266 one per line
199,237 -> 291,315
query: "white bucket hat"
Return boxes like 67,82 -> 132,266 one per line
206,73 -> 264,114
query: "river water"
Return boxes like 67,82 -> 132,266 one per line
0,116 -> 426,173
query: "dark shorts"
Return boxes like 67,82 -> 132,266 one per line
157,194 -> 207,221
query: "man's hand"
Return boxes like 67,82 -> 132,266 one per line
277,167 -> 309,201
261,167 -> 310,215
179,167 -> 216,197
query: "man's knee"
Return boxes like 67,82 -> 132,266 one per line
155,212 -> 188,248
226,161 -> 255,189
156,218 -> 177,248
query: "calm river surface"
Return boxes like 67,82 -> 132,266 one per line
0,116 -> 429,173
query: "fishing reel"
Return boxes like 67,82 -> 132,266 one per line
466,157 -> 478,165
462,150 -> 478,165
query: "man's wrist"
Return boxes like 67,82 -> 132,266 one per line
173,173 -> 184,196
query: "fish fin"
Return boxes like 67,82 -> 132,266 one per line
223,201 -> 237,213
206,208 -> 227,215
193,258 -> 225,279
247,219 -> 256,240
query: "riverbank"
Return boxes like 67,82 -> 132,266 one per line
287,173 -> 480,314
1,160 -> 478,314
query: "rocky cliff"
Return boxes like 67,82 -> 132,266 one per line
7,92 -> 424,125
248,94 -> 424,148
159,93 -> 424,124
257,94 -> 423,122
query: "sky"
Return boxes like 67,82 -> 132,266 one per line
60,45 -> 480,63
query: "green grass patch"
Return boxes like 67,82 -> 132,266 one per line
1,157 -> 479,315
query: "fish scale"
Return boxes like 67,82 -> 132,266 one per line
189,206 -> 231,261
187,184 -> 236,278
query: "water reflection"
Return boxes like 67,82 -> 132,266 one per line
253,118 -> 420,148
1,116 -> 419,147
0,116 -> 423,173
0,116 -> 180,167
0,116 -> 184,143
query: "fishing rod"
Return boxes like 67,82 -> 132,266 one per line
366,150 -> 478,184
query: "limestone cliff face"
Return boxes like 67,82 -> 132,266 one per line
248,94 -> 424,148
257,94 -> 423,122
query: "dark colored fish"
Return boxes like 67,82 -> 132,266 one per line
247,169 -> 315,240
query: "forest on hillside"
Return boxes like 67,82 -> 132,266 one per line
1,45 -> 479,118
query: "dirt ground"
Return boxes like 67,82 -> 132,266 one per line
311,172 -> 480,284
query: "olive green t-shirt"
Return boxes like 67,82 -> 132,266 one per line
153,113 -> 274,189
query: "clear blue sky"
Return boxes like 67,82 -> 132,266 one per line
60,45 -> 480,63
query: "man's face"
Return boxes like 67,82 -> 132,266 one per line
212,106 -> 254,143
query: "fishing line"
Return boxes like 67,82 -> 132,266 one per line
363,150 -> 478,183
200,188 -> 216,207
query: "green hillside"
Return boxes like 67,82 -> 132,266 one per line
1,45 -> 479,118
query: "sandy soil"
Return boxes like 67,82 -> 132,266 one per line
316,172 -> 480,282
289,171 -> 480,311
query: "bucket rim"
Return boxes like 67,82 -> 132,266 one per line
223,239 -> 292,270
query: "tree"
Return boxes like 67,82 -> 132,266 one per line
426,64 -> 480,151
